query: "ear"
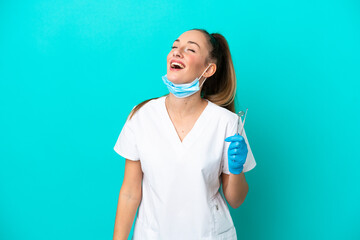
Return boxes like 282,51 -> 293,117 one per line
203,63 -> 217,78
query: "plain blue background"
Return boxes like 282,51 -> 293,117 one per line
1,0 -> 359,239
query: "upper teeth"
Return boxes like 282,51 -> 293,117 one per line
171,62 -> 184,68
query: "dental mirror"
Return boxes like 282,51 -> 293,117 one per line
237,111 -> 244,134
237,108 -> 248,135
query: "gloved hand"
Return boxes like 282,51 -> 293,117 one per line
225,134 -> 248,174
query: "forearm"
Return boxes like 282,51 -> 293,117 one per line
113,191 -> 141,240
223,173 -> 249,209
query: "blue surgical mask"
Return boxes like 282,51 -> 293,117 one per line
162,64 -> 212,98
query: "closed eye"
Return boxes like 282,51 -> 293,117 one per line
171,46 -> 195,53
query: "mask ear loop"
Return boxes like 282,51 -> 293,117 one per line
199,64 -> 212,88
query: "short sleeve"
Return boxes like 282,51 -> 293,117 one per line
113,116 -> 140,161
222,118 -> 256,174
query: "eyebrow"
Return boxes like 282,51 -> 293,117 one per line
174,39 -> 200,49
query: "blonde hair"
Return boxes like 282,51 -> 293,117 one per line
128,29 -> 237,119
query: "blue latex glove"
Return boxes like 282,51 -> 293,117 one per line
225,134 -> 248,174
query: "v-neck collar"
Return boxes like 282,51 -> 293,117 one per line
161,96 -> 212,149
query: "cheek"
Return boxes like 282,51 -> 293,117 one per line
187,54 -> 197,63
167,51 -> 173,61
187,55 -> 204,70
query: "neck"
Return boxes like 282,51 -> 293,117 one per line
166,92 -> 207,118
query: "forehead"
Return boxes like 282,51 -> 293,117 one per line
175,30 -> 209,48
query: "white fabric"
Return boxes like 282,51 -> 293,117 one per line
114,96 -> 256,240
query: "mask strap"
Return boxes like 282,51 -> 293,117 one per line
199,64 -> 212,88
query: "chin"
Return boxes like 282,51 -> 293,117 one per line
167,72 -> 191,84
167,73 -> 180,84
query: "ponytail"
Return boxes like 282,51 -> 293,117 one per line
193,29 -> 236,113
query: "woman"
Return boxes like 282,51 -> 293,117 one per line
113,29 -> 256,240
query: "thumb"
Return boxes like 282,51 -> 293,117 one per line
225,134 -> 242,142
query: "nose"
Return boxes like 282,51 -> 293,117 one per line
172,48 -> 182,58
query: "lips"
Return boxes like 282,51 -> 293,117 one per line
170,59 -> 186,70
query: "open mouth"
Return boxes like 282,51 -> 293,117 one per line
170,61 -> 185,70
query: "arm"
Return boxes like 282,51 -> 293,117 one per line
221,172 -> 249,209
113,159 -> 143,240
222,133 -> 250,209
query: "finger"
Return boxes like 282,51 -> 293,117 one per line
238,142 -> 248,151
229,153 -> 246,161
231,158 -> 245,166
229,155 -> 237,161
229,140 -> 247,150
229,148 -> 239,155
225,135 -> 244,142
229,141 -> 240,150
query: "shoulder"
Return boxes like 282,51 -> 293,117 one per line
129,96 -> 165,121
207,100 -> 238,126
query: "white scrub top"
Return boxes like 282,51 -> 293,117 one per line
114,96 -> 256,240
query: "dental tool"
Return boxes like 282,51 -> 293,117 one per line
237,111 -> 244,134
237,108 -> 248,136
